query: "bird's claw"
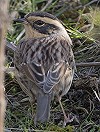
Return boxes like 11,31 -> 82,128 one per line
63,114 -> 75,127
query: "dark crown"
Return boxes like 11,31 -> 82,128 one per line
25,12 -> 58,20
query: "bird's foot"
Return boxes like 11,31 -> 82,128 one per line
63,113 -> 75,127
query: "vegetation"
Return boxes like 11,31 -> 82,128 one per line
5,0 -> 100,131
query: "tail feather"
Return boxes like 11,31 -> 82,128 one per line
34,93 -> 52,124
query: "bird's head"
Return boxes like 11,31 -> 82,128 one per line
16,12 -> 69,39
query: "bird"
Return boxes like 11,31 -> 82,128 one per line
14,12 -> 75,126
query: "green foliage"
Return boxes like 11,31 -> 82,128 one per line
46,124 -> 74,132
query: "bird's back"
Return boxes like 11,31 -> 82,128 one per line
14,35 -> 75,94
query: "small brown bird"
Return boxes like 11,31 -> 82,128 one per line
14,12 -> 75,125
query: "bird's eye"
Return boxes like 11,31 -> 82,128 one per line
34,20 -> 45,27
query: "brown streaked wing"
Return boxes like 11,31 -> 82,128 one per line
16,36 -> 74,93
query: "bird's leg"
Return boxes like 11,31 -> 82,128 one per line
29,98 -> 35,119
57,96 -> 74,127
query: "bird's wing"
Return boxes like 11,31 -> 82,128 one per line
17,38 -> 74,94
43,61 -> 66,93
21,61 -> 67,93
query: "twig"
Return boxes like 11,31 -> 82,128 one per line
5,62 -> 100,73
76,62 -> 100,67
41,0 -> 53,12
84,0 -> 99,7
0,0 -> 9,131
93,90 -> 100,102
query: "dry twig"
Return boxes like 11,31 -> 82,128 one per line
0,0 -> 9,131
76,62 -> 100,67
41,0 -> 53,12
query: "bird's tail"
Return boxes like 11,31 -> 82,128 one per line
34,93 -> 52,125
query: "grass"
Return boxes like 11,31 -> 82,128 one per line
5,0 -> 100,131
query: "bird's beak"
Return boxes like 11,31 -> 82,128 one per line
14,18 -> 25,23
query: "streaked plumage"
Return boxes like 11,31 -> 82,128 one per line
14,12 -> 75,125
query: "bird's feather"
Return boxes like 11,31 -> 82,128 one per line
16,37 -> 74,94
21,61 -> 67,93
34,93 -> 52,124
